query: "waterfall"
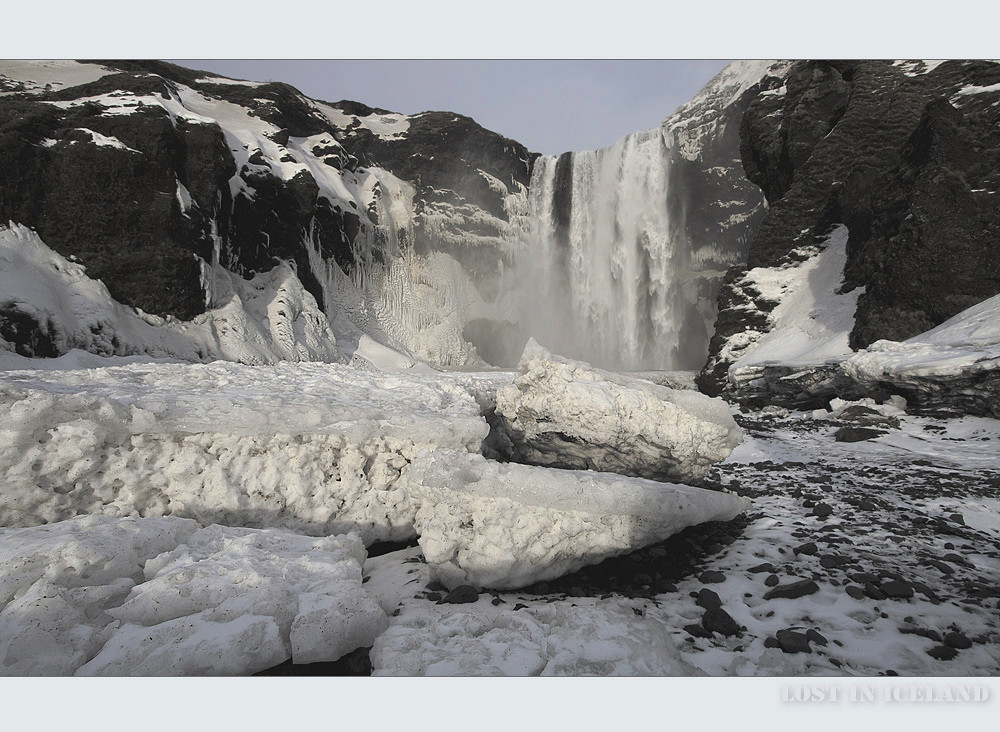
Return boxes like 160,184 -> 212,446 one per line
497,126 -> 712,371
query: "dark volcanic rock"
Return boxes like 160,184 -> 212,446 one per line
927,645 -> 959,661
943,631 -> 972,650
834,426 -> 885,443
699,570 -> 727,584
880,580 -> 915,599
774,629 -> 813,654
793,542 -> 818,556
696,588 -> 723,610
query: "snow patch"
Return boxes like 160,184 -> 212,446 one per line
732,226 -> 863,369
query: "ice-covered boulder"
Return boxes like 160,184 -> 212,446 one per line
371,596 -> 703,676
0,359 -> 487,544
407,451 -> 750,589
493,340 -> 743,482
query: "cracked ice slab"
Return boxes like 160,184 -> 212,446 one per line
494,339 -> 743,482
407,451 -> 750,590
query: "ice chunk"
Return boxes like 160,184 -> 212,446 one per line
77,613 -> 288,677
494,340 -> 742,482
407,451 -> 750,589
95,524 -> 386,673
1,518 -> 388,676
290,590 -> 387,665
0,515 -> 198,676
371,597 -> 702,676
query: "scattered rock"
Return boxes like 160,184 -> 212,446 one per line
699,570 -> 726,584
834,427 -> 885,443
811,503 -> 834,518
748,562 -> 776,574
764,574 -> 780,587
845,585 -> 865,600
774,629 -> 812,654
701,607 -> 741,637
794,542 -> 818,556
820,554 -> 849,569
765,579 -> 820,600
806,629 -> 828,646
442,585 -> 480,604
944,631 -> 972,650
695,588 -> 722,611
685,623 -> 713,639
863,582 -> 887,601
880,580 -> 914,599
927,645 -> 958,661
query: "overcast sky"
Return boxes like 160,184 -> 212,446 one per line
169,60 -> 731,155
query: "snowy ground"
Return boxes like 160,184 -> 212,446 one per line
1,355 -> 998,676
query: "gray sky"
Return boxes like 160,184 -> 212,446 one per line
169,60 -> 731,155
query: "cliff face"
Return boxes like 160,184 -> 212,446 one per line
699,60 -> 1000,397
0,60 -> 534,364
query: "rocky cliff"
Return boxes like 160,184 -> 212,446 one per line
699,60 -> 1000,401
0,60 -> 533,365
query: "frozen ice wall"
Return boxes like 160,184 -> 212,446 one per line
490,127 -> 714,371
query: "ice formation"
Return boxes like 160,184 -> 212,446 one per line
0,516 -> 387,675
371,596 -> 702,676
0,515 -> 200,675
0,359 -> 487,543
79,524 -> 385,675
0,224 -> 346,365
494,340 -> 743,482
407,451 -> 750,589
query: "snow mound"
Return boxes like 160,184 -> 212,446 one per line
79,524 -> 385,675
0,359 -> 487,543
494,340 -> 742,482
371,596 -> 702,676
407,451 -> 750,589
846,291 -> 1000,380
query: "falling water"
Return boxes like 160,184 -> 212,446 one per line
496,126 -> 716,371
